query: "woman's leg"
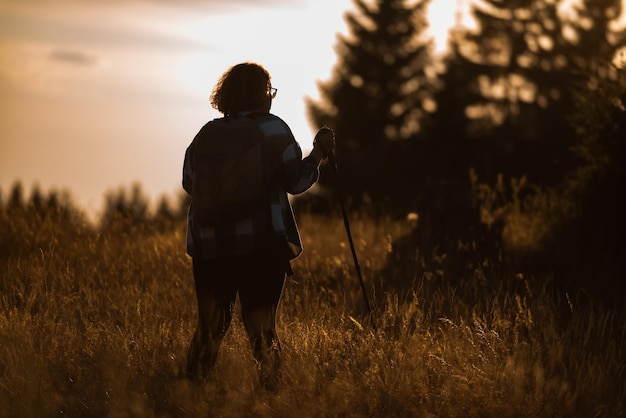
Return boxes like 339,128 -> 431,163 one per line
238,252 -> 287,390
186,256 -> 237,382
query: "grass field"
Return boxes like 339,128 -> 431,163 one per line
0,197 -> 624,417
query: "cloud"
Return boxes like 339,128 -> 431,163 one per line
0,1 -> 214,51
49,49 -> 97,66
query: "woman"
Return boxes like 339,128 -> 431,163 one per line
182,62 -> 335,390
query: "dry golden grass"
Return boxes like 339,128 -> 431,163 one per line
0,205 -> 624,417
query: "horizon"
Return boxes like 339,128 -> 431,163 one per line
0,0 -> 458,218
2,0 -> 623,218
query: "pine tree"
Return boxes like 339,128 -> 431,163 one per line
307,0 -> 433,205
447,0 -> 625,184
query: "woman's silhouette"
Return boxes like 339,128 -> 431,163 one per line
182,62 -> 335,390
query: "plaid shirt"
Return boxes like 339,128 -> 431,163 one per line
183,112 -> 320,261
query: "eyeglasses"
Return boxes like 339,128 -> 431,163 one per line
268,87 -> 277,99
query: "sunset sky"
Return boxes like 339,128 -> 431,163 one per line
8,0 -> 623,218
0,0 -> 464,217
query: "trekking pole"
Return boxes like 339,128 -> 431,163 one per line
323,141 -> 375,324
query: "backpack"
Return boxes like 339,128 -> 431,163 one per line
189,113 -> 274,227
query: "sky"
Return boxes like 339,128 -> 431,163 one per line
0,0 -> 462,218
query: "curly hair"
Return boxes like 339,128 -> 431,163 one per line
210,62 -> 272,115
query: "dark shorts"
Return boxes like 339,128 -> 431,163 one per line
192,249 -> 288,312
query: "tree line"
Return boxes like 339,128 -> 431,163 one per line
305,0 -> 626,302
0,182 -> 188,235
